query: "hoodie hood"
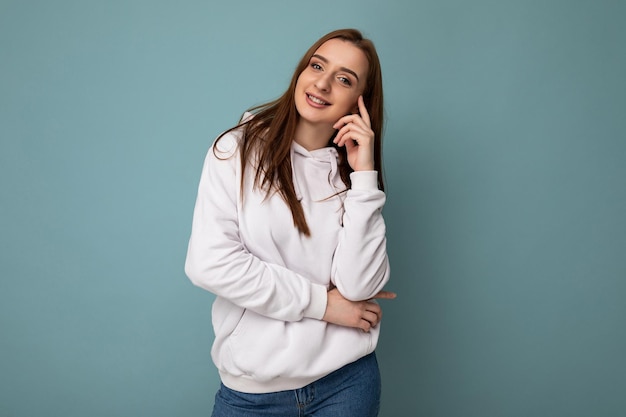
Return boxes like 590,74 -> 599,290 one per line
290,141 -> 345,202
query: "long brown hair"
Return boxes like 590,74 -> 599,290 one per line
215,28 -> 385,236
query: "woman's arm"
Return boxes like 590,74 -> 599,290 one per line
331,96 -> 391,300
330,174 -> 391,300
184,133 -> 328,322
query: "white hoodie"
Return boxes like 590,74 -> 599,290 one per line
185,123 -> 390,393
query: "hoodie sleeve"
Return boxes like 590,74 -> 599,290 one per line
331,170 -> 391,301
184,132 -> 328,322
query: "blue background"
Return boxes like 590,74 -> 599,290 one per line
1,0 -> 625,416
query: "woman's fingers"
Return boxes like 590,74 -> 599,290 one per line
323,288 -> 395,332
362,309 -> 381,329
332,96 -> 373,149
332,110 -> 376,171
359,291 -> 396,332
357,95 -> 371,126
333,122 -> 370,148
371,290 -> 397,300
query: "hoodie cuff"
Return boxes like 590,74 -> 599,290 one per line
350,171 -> 379,191
303,283 -> 328,320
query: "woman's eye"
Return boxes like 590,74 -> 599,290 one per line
311,63 -> 322,70
338,77 -> 352,86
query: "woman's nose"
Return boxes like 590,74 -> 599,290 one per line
314,74 -> 331,92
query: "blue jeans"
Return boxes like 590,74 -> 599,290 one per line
211,352 -> 381,417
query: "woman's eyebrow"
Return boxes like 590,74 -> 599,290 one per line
311,54 -> 360,82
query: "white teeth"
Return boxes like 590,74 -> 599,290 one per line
308,94 -> 328,105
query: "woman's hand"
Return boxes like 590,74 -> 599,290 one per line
332,95 -> 375,172
322,287 -> 396,332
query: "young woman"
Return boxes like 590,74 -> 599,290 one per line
185,28 -> 395,417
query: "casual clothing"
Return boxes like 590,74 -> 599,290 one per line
184,121 -> 390,394
211,352 -> 381,417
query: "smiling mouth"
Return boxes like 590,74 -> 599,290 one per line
307,94 -> 329,106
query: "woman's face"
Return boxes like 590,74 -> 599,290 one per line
294,38 -> 369,129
